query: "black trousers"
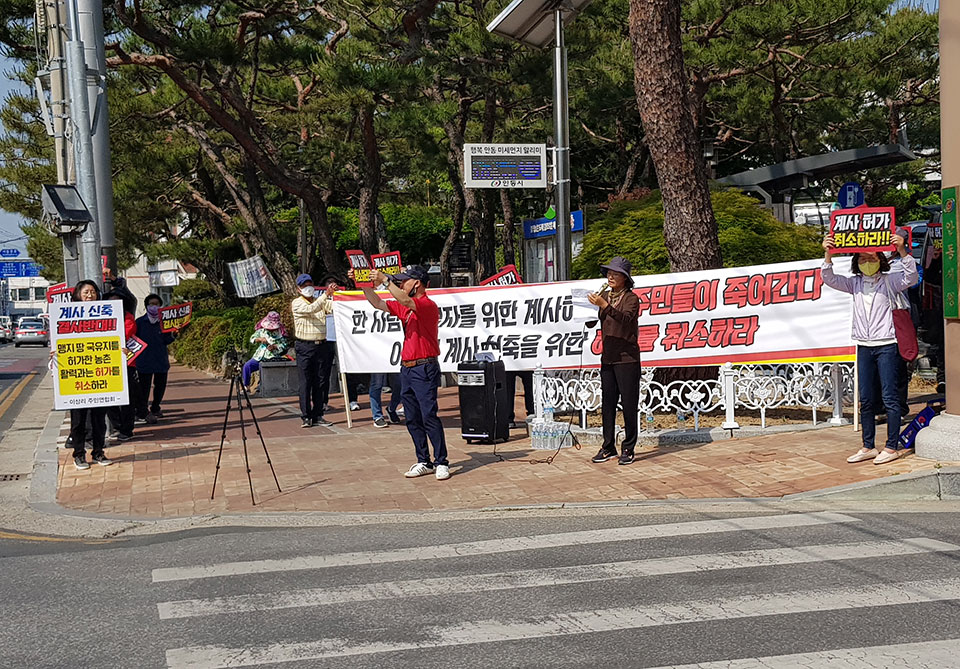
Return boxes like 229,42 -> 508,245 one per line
506,371 -> 535,422
70,408 -> 107,458
108,367 -> 141,436
295,340 -> 334,419
600,362 -> 641,454
137,371 -> 168,417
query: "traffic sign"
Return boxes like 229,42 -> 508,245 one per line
0,248 -> 20,258
837,182 -> 865,209
0,261 -> 41,277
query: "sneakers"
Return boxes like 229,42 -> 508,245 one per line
314,417 -> 333,427
145,413 -> 159,424
116,433 -> 133,442
435,464 -> 450,480
618,451 -> 635,466
301,417 -> 313,428
846,448 -> 878,463
92,453 -> 114,466
349,401 -> 361,411
387,410 -> 402,424
153,408 -> 164,418
591,448 -> 618,463
134,416 -> 147,425
373,417 -> 389,428
74,455 -> 90,470
404,462 -> 434,478
874,449 -> 903,465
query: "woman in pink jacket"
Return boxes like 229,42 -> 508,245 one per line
821,231 -> 917,465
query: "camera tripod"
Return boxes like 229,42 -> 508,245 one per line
211,357 -> 281,505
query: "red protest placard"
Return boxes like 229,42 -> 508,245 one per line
346,250 -> 373,287
160,302 -> 192,333
125,336 -> 147,364
46,282 -> 73,304
828,207 -> 897,254
480,264 -> 523,286
370,251 -> 403,281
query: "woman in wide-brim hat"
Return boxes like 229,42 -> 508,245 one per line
242,311 -> 290,390
587,256 -> 640,465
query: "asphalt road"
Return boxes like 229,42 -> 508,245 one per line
0,342 -> 46,435
2,508 -> 960,668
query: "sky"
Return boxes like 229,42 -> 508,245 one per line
0,0 -> 943,257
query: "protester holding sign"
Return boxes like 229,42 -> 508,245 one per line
65,281 -> 113,470
104,288 -> 140,441
822,232 -> 917,465
291,273 -> 336,428
355,265 -> 449,480
135,293 -> 176,422
587,257 -> 641,466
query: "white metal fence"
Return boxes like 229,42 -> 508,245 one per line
532,362 -> 855,430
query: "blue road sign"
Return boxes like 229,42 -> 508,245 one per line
0,248 -> 20,258
0,261 -> 40,277
838,182 -> 865,209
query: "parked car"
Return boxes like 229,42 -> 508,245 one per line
0,325 -> 11,343
14,319 -> 49,347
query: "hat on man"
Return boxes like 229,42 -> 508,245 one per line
295,273 -> 313,287
393,265 -> 430,285
600,256 -> 634,288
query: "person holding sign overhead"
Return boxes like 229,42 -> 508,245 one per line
587,257 -> 641,466
355,265 -> 449,481
822,231 -> 917,465
291,273 -> 336,428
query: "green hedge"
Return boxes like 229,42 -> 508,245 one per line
170,307 -> 256,371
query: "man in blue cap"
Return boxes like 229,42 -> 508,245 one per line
291,273 -> 336,427
358,265 -> 449,480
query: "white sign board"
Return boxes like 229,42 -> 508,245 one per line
50,299 -> 129,410
228,255 -> 279,298
464,143 -> 547,189
334,259 -> 856,373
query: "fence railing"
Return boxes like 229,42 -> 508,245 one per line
532,362 -> 855,430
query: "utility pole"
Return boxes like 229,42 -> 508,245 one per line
552,7 -> 572,281
64,0 -> 102,285
77,0 -> 116,278
38,0 -> 80,286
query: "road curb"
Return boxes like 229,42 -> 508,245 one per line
783,466 -> 960,501
28,407 -> 67,515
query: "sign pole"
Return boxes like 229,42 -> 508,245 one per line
553,8 -> 572,282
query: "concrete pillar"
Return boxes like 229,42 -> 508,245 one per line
916,4 -> 960,460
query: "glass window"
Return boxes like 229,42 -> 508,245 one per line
34,287 -> 46,300
17,288 -> 30,301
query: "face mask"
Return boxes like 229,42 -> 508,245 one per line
300,287 -> 315,298
859,261 -> 881,277
407,282 -> 418,299
146,305 -> 160,318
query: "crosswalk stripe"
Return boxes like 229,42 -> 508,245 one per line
151,511 -> 857,583
156,537 -> 958,620
164,577 -> 960,668
653,639 -> 960,668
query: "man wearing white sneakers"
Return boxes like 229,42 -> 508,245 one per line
358,265 -> 450,481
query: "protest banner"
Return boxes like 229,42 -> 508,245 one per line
228,255 -> 279,298
160,302 -> 192,333
346,250 -> 373,287
333,259 -> 856,373
480,264 -> 523,287
370,251 -> 403,279
46,282 -> 73,304
829,207 -> 897,253
125,336 -> 147,364
929,220 -> 943,250
50,300 -> 128,410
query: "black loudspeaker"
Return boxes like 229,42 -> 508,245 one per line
457,359 -> 509,443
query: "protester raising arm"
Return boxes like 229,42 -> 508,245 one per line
820,233 -> 857,294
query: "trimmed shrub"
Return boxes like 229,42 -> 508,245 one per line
170,306 -> 256,372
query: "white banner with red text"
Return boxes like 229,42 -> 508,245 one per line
332,259 -> 854,373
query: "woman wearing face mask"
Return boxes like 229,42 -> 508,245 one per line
66,280 -> 113,470
135,294 -> 177,423
822,232 -> 917,465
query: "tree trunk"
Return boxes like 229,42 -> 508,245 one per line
628,0 -> 722,272
242,158 -> 299,293
499,189 -> 516,268
439,158 -> 465,288
474,91 -> 498,281
357,105 -> 385,255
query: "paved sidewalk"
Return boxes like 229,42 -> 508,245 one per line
53,364 -> 957,517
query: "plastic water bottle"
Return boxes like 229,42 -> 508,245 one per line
645,412 -> 655,431
677,410 -> 687,429
532,420 -> 543,449
544,404 -> 555,423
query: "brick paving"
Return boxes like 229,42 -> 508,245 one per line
55,364 -> 957,517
